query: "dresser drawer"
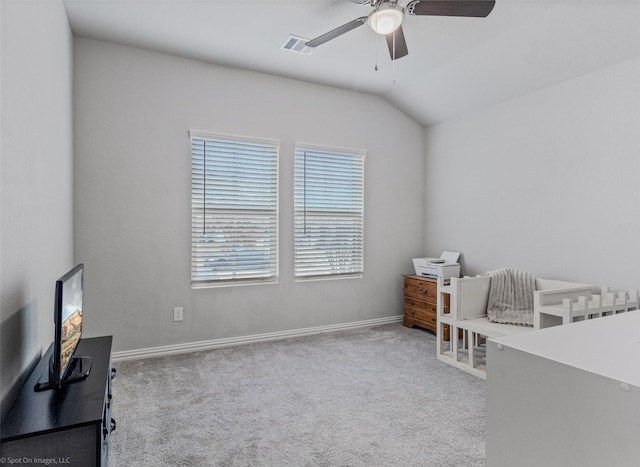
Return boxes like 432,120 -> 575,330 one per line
404,276 -> 437,302
404,306 -> 438,325
404,297 -> 437,314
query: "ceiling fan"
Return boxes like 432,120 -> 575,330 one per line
305,0 -> 496,60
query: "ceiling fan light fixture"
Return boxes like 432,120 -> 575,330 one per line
369,4 -> 404,35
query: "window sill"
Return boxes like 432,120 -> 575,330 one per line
294,273 -> 363,283
192,277 -> 278,289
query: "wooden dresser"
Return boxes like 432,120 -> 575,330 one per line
403,274 -> 450,338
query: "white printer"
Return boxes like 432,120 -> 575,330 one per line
412,251 -> 461,280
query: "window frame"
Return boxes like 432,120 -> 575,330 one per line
293,143 -> 366,281
190,130 -> 280,288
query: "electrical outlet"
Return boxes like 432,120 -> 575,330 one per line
173,307 -> 184,322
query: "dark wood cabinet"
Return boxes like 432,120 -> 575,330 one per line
1,337 -> 115,467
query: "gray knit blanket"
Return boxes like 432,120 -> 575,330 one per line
485,268 -> 535,327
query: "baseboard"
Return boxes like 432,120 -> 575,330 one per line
112,315 -> 403,362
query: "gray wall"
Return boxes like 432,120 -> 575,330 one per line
424,56 -> 640,290
0,1 -> 74,410
73,38 -> 425,352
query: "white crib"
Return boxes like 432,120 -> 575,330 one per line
435,276 -> 638,379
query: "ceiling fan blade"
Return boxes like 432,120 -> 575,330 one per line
406,0 -> 495,18
385,26 -> 409,60
305,16 -> 368,48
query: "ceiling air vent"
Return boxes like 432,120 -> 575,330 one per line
281,35 -> 314,56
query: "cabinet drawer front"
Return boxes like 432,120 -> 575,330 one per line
404,297 -> 436,314
404,277 -> 437,301
1,426 -> 98,465
404,306 -> 437,325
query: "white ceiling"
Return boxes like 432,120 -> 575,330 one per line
62,0 -> 640,127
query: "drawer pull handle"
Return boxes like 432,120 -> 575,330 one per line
418,288 -> 428,295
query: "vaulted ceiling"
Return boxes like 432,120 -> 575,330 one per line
63,0 -> 640,127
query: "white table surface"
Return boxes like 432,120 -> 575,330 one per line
492,311 -> 640,387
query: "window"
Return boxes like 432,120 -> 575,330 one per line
294,144 -> 365,280
190,131 -> 279,286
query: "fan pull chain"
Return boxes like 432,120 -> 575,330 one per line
392,31 -> 396,84
374,30 -> 379,71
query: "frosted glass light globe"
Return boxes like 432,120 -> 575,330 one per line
369,5 -> 404,35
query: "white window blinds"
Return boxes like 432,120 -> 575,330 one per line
294,145 -> 365,279
190,131 -> 279,286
